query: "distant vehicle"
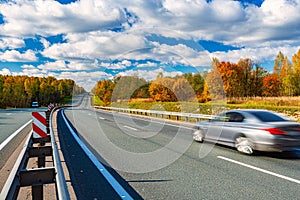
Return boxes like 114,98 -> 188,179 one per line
193,109 -> 300,155
31,101 -> 39,107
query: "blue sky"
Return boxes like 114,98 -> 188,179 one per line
0,0 -> 300,90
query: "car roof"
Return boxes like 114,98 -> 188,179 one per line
225,109 -> 273,114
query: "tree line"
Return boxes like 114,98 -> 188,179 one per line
92,49 -> 300,105
0,75 -> 85,108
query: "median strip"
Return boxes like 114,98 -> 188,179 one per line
217,156 -> 300,185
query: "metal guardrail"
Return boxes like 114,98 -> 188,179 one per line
0,107 -> 70,200
94,106 -> 213,122
49,107 -> 70,200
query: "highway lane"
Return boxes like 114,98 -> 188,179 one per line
0,108 -> 46,144
62,97 -> 300,199
0,107 -> 46,170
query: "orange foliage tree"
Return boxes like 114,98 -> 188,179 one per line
262,75 -> 281,97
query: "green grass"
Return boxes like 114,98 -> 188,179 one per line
60,96 -> 73,105
92,95 -> 104,106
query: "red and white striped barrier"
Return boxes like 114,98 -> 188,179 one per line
32,112 -> 48,138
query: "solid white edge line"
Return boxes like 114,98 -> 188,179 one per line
61,110 -> 133,200
217,156 -> 300,185
0,131 -> 33,198
0,120 -> 32,151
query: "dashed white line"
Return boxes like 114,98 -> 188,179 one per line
99,117 -> 105,120
123,125 -> 138,131
218,156 -> 300,185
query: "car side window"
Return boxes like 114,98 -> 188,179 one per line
213,113 -> 228,122
227,112 -> 244,122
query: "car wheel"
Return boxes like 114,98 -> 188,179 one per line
193,130 -> 204,143
235,136 -> 254,155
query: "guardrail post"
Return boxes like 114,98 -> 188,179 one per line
32,185 -> 43,200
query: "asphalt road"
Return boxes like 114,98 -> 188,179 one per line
61,96 -> 300,199
0,108 -> 47,144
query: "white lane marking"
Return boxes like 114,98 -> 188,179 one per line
123,125 -> 138,131
0,120 -> 32,151
99,117 -> 105,120
61,111 -> 133,200
218,156 -> 300,185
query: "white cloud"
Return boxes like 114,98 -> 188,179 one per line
0,68 -> 11,75
37,60 -> 97,71
37,60 -> 68,71
0,0 -> 300,89
151,43 -> 211,66
117,68 -> 183,81
55,71 -> 112,91
41,31 -> 147,61
0,0 -> 126,37
136,61 -> 157,68
0,37 -> 25,49
40,38 -> 50,48
0,50 -> 37,62
212,45 -> 300,64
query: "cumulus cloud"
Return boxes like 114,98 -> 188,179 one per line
41,31 -> 147,61
137,61 -> 158,68
0,37 -> 25,49
0,0 -> 300,90
212,45 -> 300,64
0,68 -> 11,75
0,49 -> 37,62
55,71 -> 113,91
40,38 -> 50,48
117,68 -> 183,81
0,0 -> 127,37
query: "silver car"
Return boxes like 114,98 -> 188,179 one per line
193,109 -> 300,155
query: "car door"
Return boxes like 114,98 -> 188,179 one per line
220,112 -> 245,144
205,112 -> 228,141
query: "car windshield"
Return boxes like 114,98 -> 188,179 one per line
248,111 -> 288,122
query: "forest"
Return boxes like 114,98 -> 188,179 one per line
92,49 -> 300,106
0,75 -> 85,108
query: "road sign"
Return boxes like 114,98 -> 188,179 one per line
32,112 -> 47,138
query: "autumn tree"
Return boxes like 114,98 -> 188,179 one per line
172,78 -> 195,101
111,76 -> 148,102
292,49 -> 300,95
183,73 -> 205,98
274,51 -> 285,75
2,76 -> 13,107
0,75 -> 84,108
149,77 -> 177,102
24,77 -> 40,103
0,75 -> 4,108
262,75 -> 281,97
91,79 -> 115,106
204,61 -> 225,100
